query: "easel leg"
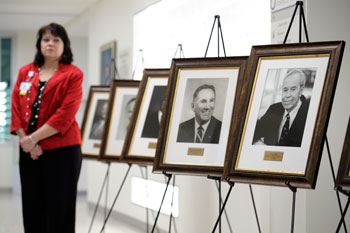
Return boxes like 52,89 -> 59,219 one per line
218,180 -> 222,233
103,164 -> 109,233
99,164 -> 132,233
249,184 -> 262,233
168,175 -> 177,233
87,162 -> 110,233
286,181 -> 297,233
212,181 -> 235,233
215,181 -> 233,233
139,165 -> 150,233
151,173 -> 173,233
336,195 -> 350,233
326,137 -> 348,233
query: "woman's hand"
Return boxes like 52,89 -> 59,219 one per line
30,145 -> 43,160
20,135 -> 37,152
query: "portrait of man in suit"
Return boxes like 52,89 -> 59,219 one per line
89,99 -> 108,140
252,69 -> 311,147
116,95 -> 136,140
141,85 -> 167,138
177,84 -> 222,144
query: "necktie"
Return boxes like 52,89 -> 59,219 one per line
279,113 -> 290,146
196,126 -> 204,143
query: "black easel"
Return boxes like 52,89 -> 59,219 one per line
151,172 -> 173,233
204,15 -> 226,58
165,45 -> 186,233
285,181 -> 297,233
335,188 -> 350,233
87,162 -> 111,233
139,165 -> 151,233
211,181 -> 235,233
99,163 -> 132,233
207,176 -> 232,233
281,2 -> 309,232
282,1 -> 309,44
326,137 -> 349,233
206,15 -> 261,233
283,2 -> 348,232
204,15 -> 226,233
166,44 -> 183,233
173,44 -> 185,59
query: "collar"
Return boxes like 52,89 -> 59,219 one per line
195,118 -> 211,133
283,99 -> 302,125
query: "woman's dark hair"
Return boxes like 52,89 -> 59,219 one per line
34,23 -> 73,66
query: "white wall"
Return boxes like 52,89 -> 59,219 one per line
306,0 -> 350,232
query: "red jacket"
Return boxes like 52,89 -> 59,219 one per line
11,62 -> 83,150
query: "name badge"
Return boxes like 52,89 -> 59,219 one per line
19,82 -> 32,95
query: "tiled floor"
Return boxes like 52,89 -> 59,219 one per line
0,191 -> 145,233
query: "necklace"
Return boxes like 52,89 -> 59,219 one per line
38,67 -> 57,82
29,67 -> 58,125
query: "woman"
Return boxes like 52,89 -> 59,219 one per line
11,23 -> 83,233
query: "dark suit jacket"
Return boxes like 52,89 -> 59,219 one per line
252,95 -> 309,147
141,111 -> 160,138
177,116 -> 222,144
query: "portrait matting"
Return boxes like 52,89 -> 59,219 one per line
335,117 -> 350,190
100,80 -> 139,162
121,69 -> 169,165
223,41 -> 345,189
81,86 -> 110,159
153,57 -> 248,176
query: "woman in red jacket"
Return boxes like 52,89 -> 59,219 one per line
11,23 -> 83,233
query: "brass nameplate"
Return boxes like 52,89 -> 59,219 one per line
264,151 -> 284,161
187,148 -> 204,156
93,143 -> 101,148
148,142 -> 157,149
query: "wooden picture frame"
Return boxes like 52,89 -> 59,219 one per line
335,117 -> 350,190
121,69 -> 169,165
100,41 -> 116,85
100,80 -> 139,162
223,41 -> 345,189
153,57 -> 248,176
81,86 -> 110,159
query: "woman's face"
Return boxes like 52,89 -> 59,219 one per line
40,31 -> 64,62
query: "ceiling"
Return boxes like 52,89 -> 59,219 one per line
0,0 -> 100,35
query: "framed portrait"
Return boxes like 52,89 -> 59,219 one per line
100,80 -> 140,161
335,117 -> 350,190
100,41 -> 116,85
81,86 -> 110,159
223,41 -> 345,189
153,57 -> 248,176
121,69 -> 169,165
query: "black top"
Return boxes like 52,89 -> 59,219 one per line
28,81 -> 47,133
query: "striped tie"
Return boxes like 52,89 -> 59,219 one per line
279,113 -> 290,146
196,125 -> 204,143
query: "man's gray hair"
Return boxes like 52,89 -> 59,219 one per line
193,84 -> 216,101
284,69 -> 306,88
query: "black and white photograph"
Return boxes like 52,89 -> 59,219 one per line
81,86 -> 110,158
116,95 -> 136,140
141,85 -> 167,139
252,68 -> 316,147
121,69 -> 169,164
100,80 -> 139,160
153,57 -> 248,175
176,79 -> 227,144
223,41 -> 345,188
89,99 -> 108,140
